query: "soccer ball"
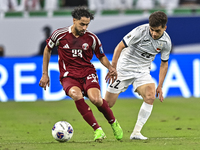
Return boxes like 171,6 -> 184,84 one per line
52,121 -> 73,142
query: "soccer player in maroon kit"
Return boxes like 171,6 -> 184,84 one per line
39,6 -> 123,142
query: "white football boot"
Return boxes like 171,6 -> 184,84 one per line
130,132 -> 148,140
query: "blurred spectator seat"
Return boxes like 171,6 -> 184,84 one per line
43,0 -> 59,11
88,0 -> 105,11
88,0 -> 134,11
158,0 -> 179,9
60,0 -> 88,8
135,0 -> 155,10
17,0 -> 41,11
179,0 -> 200,6
0,0 -> 18,11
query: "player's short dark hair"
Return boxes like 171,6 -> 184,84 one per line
71,6 -> 94,20
149,11 -> 168,28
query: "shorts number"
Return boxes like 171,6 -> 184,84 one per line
109,80 -> 121,89
87,74 -> 98,83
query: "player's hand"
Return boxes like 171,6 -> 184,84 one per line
105,72 -> 117,84
156,85 -> 164,102
39,74 -> 50,90
106,66 -> 117,84
108,65 -> 117,76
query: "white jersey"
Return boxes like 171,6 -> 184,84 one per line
117,24 -> 171,79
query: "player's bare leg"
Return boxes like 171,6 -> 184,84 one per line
103,91 -> 123,140
130,83 -> 155,140
104,91 -> 120,108
88,88 -> 123,140
68,86 -> 104,141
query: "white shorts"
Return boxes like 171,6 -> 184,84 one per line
107,72 -> 155,94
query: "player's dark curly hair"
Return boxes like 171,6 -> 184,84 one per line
71,6 -> 94,20
149,11 -> 168,28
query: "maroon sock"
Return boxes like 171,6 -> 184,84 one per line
97,99 -> 115,124
75,98 -> 100,130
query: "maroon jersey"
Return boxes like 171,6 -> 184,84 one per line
46,26 -> 105,79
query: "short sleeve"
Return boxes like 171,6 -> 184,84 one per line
161,40 -> 172,61
91,34 -> 105,58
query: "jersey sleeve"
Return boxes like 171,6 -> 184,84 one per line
123,25 -> 145,47
92,35 -> 105,58
46,31 -> 56,50
46,28 -> 65,49
161,38 -> 172,61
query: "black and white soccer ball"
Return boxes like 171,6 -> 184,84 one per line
52,121 -> 73,142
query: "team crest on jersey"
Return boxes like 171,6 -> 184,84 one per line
156,43 -> 163,52
156,48 -> 161,52
82,43 -> 89,50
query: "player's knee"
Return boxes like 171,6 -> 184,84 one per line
90,97 -> 102,107
68,90 -> 83,101
144,93 -> 155,104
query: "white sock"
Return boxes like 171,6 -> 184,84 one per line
132,102 -> 153,134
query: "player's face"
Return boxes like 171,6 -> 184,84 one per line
149,25 -> 167,40
73,17 -> 90,36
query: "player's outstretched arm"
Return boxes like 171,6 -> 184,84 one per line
98,56 -> 117,84
156,61 -> 168,102
111,41 -> 125,69
39,46 -> 52,90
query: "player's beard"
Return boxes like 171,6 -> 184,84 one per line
75,27 -> 85,36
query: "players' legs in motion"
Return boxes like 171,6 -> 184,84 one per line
130,83 -> 155,140
68,86 -> 105,141
103,91 -> 123,140
104,91 -> 120,108
88,88 -> 123,140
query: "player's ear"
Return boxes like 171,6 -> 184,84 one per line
73,18 -> 76,24
164,25 -> 167,31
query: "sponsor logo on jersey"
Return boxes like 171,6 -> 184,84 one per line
63,44 -> 70,49
82,43 -> 89,50
144,39 -> 150,42
99,46 -> 104,54
127,35 -> 131,38
143,37 -> 150,42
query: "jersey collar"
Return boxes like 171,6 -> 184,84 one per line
69,25 -> 72,33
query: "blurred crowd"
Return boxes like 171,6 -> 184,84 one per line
0,0 -> 200,12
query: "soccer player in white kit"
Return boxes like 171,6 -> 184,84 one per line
105,11 -> 172,140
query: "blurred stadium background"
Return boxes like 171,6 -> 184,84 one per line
0,0 -> 200,101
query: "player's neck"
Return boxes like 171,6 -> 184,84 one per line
71,26 -> 80,38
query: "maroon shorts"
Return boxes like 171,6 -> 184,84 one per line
61,73 -> 100,97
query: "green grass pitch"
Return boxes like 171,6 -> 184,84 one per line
0,97 -> 200,150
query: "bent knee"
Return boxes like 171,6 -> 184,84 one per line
90,97 -> 103,107
68,89 -> 83,100
144,94 -> 155,104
